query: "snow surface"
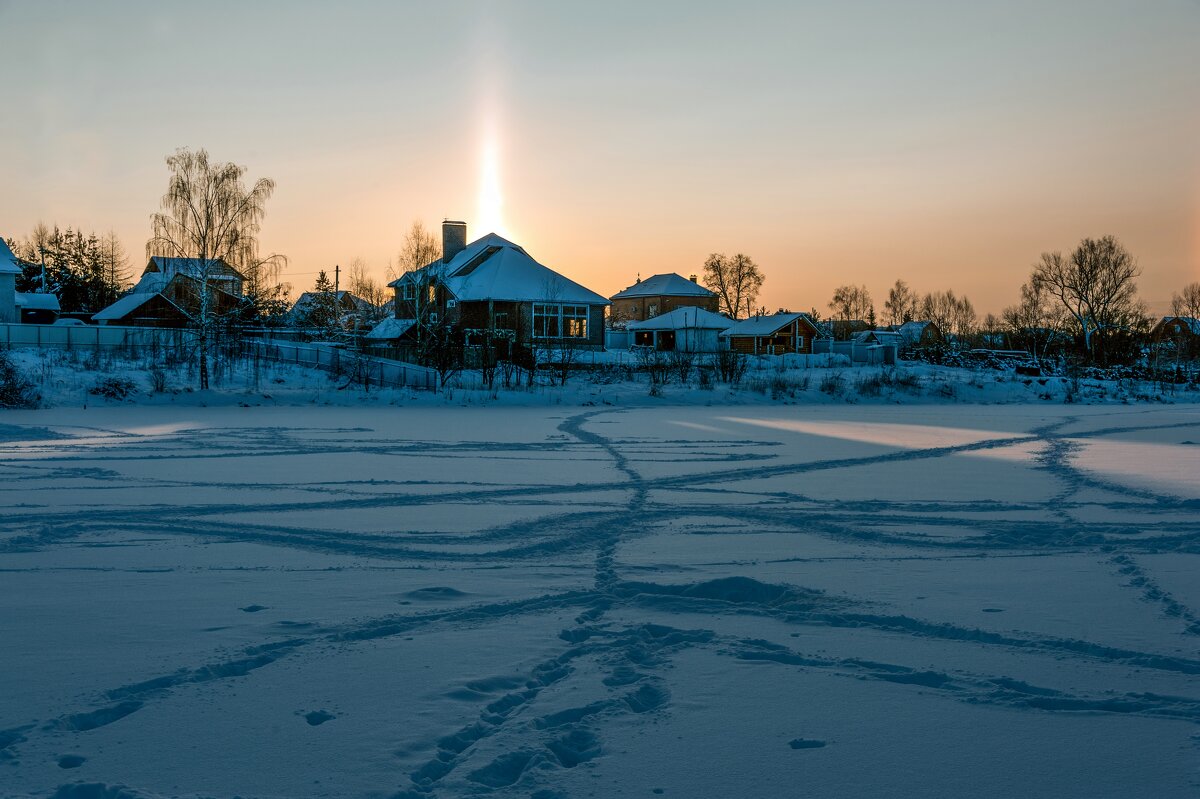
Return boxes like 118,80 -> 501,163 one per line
1,397 -> 1199,798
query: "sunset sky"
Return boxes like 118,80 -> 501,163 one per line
1,0 -> 1197,315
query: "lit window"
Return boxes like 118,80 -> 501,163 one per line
563,305 -> 588,338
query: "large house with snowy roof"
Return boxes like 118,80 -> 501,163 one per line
609,273 -> 719,325
93,257 -> 245,327
377,221 -> 608,364
1151,316 -> 1200,357
0,238 -> 23,323
720,312 -> 825,355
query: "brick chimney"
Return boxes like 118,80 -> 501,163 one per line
689,274 -> 698,283
442,220 -> 467,263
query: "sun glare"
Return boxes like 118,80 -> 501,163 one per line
477,126 -> 506,238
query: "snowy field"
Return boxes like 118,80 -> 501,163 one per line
1,401 -> 1199,798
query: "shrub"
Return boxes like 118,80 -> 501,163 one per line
89,376 -> 138,400
148,366 -> 168,393
711,351 -> 748,385
0,352 -> 39,409
818,371 -> 845,396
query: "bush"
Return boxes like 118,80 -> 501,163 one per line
148,366 -> 168,393
818,371 -> 845,396
89,376 -> 138,400
711,351 -> 748,385
0,352 -> 39,409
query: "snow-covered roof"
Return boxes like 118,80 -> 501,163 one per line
131,271 -> 171,295
626,307 -> 731,331
92,293 -> 180,321
0,238 -> 22,275
897,321 -> 935,339
365,317 -> 416,340
292,291 -> 366,314
14,292 -> 60,311
388,233 -> 608,306
720,312 -> 821,338
611,273 -> 716,300
854,329 -> 902,346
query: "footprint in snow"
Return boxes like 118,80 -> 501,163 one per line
305,711 -> 335,726
981,608 -> 1005,613
58,754 -> 87,768
789,738 -> 827,750
239,605 -> 269,613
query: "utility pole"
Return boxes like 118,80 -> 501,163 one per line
334,264 -> 339,296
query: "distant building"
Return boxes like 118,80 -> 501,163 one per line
93,257 -> 245,327
289,291 -> 370,325
1151,316 -> 1200,358
15,292 -> 60,324
720,312 -> 825,355
626,307 -> 732,352
896,320 -> 944,347
609,273 -> 719,325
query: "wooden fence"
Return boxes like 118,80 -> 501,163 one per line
0,323 -> 194,350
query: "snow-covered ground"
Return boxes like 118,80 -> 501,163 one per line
2,398 -> 1199,797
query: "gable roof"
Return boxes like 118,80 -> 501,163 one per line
92,292 -> 184,321
854,329 -> 903,346
0,238 -> 22,275
145,257 -> 245,281
626,307 -> 731,331
291,291 -> 367,316
611,273 -> 716,300
388,233 -> 608,306
897,320 -> 936,337
720,312 -> 823,338
365,317 -> 417,340
15,292 -> 60,311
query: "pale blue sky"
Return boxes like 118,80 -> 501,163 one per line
1,0 -> 1197,312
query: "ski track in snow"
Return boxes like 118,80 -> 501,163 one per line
1,405 -> 1199,797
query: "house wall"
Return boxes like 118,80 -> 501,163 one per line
104,294 -> 191,327
726,319 -> 819,355
0,274 -> 16,324
610,294 -> 718,325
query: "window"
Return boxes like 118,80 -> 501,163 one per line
563,305 -> 588,338
533,303 -> 560,338
533,304 -> 589,339
427,284 -> 437,303
494,312 -> 510,329
797,335 -> 805,349
401,283 -> 415,301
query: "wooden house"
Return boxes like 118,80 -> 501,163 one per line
0,238 -> 21,324
609,273 -> 719,324
896,320 -> 943,347
1151,316 -> 1200,357
380,221 -> 609,365
720,312 -> 824,355
93,257 -> 244,327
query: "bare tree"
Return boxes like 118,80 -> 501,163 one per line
883,279 -> 918,326
390,220 -> 441,281
1002,278 -> 1060,359
1171,282 -> 1200,319
1032,236 -> 1141,360
346,257 -> 389,322
702,253 -> 764,319
829,284 -> 873,324
148,148 -> 285,389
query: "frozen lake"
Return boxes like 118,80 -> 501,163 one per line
2,403 -> 1199,798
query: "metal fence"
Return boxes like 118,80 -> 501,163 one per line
246,340 -> 439,391
0,323 -> 194,350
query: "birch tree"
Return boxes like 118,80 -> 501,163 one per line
148,148 -> 285,389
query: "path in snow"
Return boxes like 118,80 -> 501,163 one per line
0,403 -> 1198,798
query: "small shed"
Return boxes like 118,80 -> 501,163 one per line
720,312 -> 824,355
626,307 -> 731,352
15,292 -> 60,324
